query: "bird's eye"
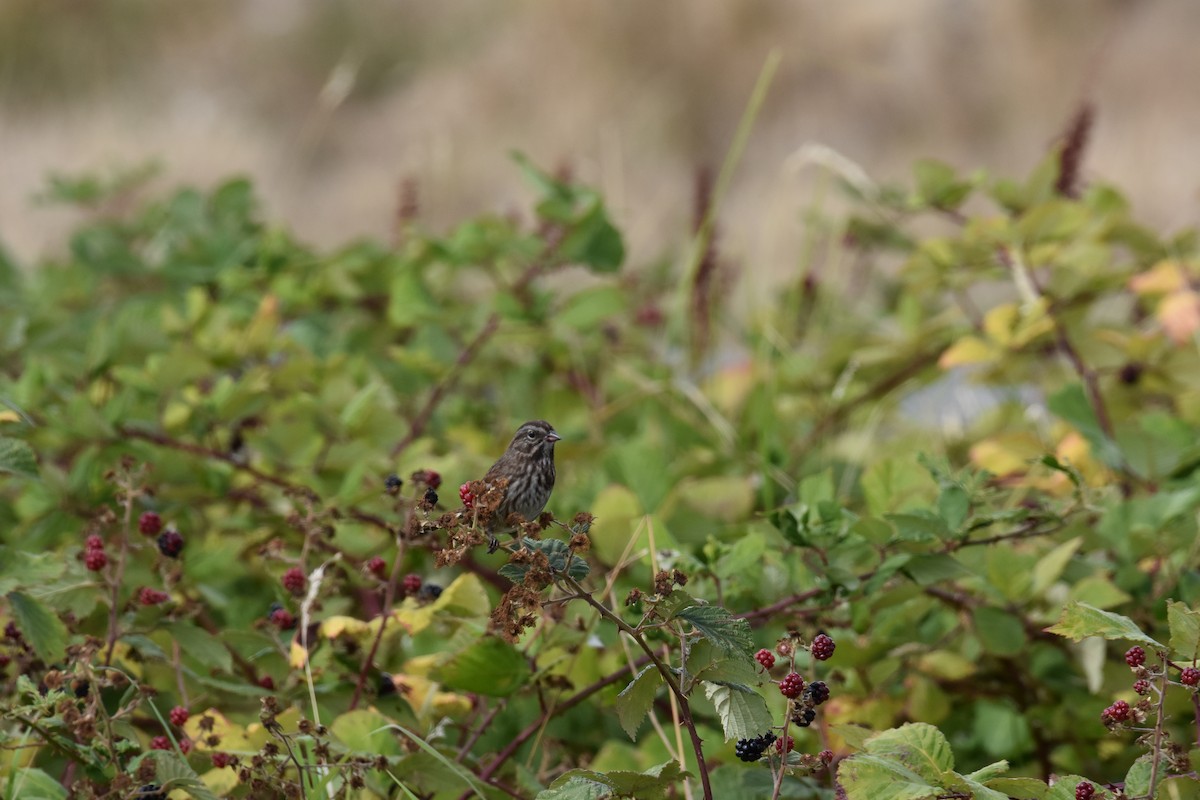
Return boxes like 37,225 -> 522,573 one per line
526,430 -> 538,440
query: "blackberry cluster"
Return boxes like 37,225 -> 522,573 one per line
734,732 -> 777,762
1101,699 -> 1130,724
1133,679 -> 1151,696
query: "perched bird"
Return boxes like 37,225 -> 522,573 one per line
482,420 -> 560,550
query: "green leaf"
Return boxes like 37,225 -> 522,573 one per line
331,709 -> 403,755
702,681 -> 773,742
440,635 -> 531,697
537,762 -> 687,800
1,768 -> 69,800
167,622 -> 233,675
1045,776 -> 1103,800
973,607 -> 1026,657
936,485 -> 969,531
1047,384 -> 1124,469
901,554 -> 974,586
1031,537 -> 1082,596
0,549 -> 67,595
6,591 -> 68,665
673,605 -> 754,657
498,538 -> 590,583
558,201 -> 625,273
1045,601 -> 1162,648
1124,755 -> 1152,798
863,723 -> 955,777
837,752 -> 942,800
616,664 -> 663,741
973,700 -> 1031,758
1169,600 -> 1200,662
141,751 -> 220,800
984,777 -> 1049,799
0,436 -> 37,477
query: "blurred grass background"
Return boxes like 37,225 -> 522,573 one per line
1,0 -> 1196,309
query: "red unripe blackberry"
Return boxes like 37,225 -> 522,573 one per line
755,649 -> 776,671
1105,700 -> 1130,722
819,749 -> 834,764
84,534 -> 105,551
3,622 -> 19,640
1076,781 -> 1095,800
257,675 -> 275,690
139,587 -> 169,606
366,556 -> 387,579
281,567 -> 306,596
178,737 -> 192,754
169,706 -> 189,727
1182,667 -> 1200,686
139,512 -> 163,537
811,633 -> 836,661
402,574 -> 423,595
269,608 -> 296,630
211,752 -> 234,769
459,482 -> 475,509
84,549 -> 108,571
779,672 -> 805,699
423,470 -> 442,489
149,736 -> 171,751
1124,646 -> 1146,668
775,735 -> 794,754
157,530 -> 184,559
1133,679 -> 1151,695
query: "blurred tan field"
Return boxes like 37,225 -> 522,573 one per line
2,0 -> 1198,301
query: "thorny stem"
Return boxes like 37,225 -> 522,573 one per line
104,481 -> 137,666
349,537 -> 406,710
1147,654 -> 1169,799
560,575 -> 715,800
471,655 -> 652,793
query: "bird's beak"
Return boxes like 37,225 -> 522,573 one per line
546,431 -> 562,443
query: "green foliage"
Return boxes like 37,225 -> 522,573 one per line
1,150 -> 1200,799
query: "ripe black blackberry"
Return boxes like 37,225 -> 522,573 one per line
734,732 -> 777,762
384,474 -> 403,494
792,707 -> 817,727
157,529 -> 185,559
811,633 -> 836,661
1124,646 -> 1145,668
804,680 -> 830,706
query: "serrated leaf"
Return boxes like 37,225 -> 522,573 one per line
837,753 -> 941,800
2,767 -> 68,800
538,762 -> 686,800
1169,600 -> 1200,662
1124,755 -> 1152,798
498,538 -> 590,583
863,723 -> 955,778
1045,602 -> 1162,647
439,635 -> 530,697
0,436 -> 37,477
674,605 -> 753,657
6,591 -> 68,665
616,664 -> 663,741
702,681 -> 773,742
142,750 -> 220,800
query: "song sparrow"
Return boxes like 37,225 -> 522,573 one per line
482,420 -> 560,550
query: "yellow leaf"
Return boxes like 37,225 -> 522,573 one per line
704,360 -> 756,415
1157,289 -> 1200,344
983,303 -> 1020,346
1129,259 -> 1188,295
969,433 -> 1044,476
289,639 -> 307,669
938,336 -> 995,368
199,766 -> 240,796
183,708 -> 257,751
320,615 -> 375,640
0,410 -> 19,424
